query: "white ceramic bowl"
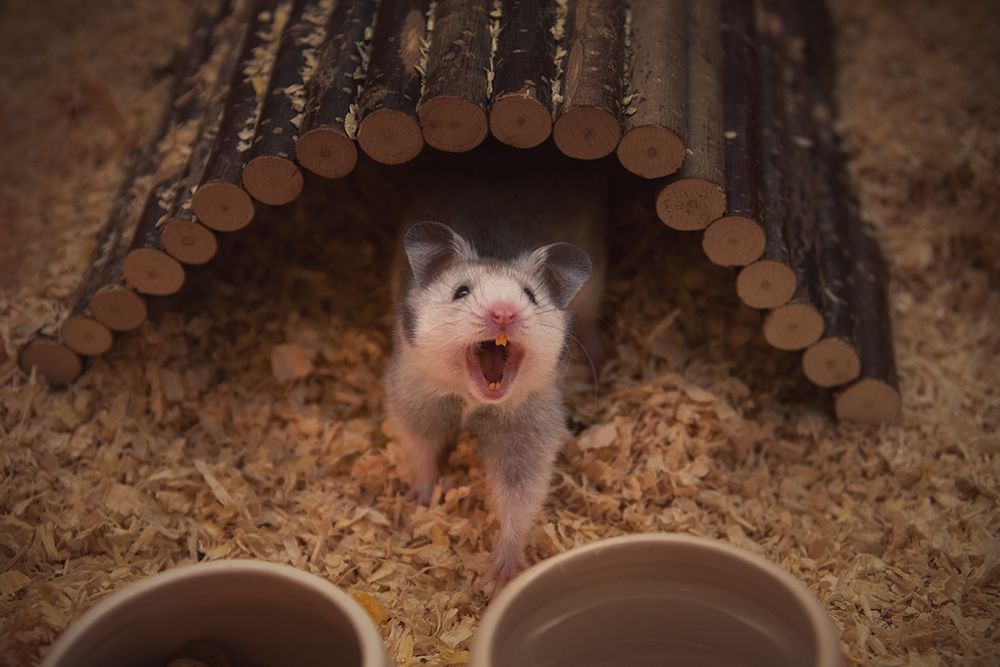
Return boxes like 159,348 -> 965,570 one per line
41,560 -> 390,667
470,533 -> 842,667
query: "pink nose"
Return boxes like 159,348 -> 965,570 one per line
489,302 -> 517,325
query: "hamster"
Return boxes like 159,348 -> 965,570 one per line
384,153 -> 607,592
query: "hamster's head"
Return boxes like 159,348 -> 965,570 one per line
400,221 -> 591,405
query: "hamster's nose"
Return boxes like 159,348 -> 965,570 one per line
489,302 -> 517,325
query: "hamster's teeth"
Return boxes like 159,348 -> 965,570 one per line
495,334 -> 508,347
489,382 -> 500,391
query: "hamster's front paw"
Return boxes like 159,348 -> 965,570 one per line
405,480 -> 436,505
484,550 -> 526,598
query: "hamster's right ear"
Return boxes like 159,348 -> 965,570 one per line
403,221 -> 474,288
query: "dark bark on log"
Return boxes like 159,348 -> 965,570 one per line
417,0 -> 493,152
488,0 -> 556,149
656,0 -> 725,230
552,0 -> 625,160
243,0 -> 330,205
193,0 -> 290,231
296,0 -> 378,178
701,0 -> 764,266
356,0 -> 429,164
617,0 -> 686,178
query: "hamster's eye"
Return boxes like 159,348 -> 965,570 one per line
453,285 -> 471,300
523,287 -> 538,305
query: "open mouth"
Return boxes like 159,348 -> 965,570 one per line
465,334 -> 524,400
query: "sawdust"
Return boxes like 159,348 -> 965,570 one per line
2,1 -> 1000,665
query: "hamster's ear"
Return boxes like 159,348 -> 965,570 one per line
528,242 -> 592,309
403,221 -> 474,288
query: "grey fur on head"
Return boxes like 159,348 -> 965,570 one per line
403,221 -> 475,289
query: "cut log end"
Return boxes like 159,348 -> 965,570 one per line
90,286 -> 147,331
19,341 -> 83,385
803,338 -> 861,387
656,178 -> 726,231
835,378 -> 902,423
123,248 -> 186,296
762,303 -> 825,351
489,95 -> 553,149
702,215 -> 766,266
162,219 -> 218,265
243,155 -> 305,206
418,97 -> 489,153
295,128 -> 358,179
61,317 -> 113,356
736,260 -> 797,310
552,107 -> 622,160
616,125 -> 686,179
357,109 -> 424,165
191,182 -> 255,231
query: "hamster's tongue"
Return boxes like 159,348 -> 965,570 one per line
476,341 -> 506,383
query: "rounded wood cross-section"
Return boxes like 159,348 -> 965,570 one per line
736,260 -> 797,310
702,215 -> 766,266
90,286 -> 147,331
489,96 -> 552,149
162,220 -> 218,265
295,128 -> 358,179
656,178 -> 726,231
835,379 -> 902,423
418,97 -> 489,153
803,338 -> 861,387
242,155 -> 304,205
762,303 -> 825,351
357,109 -> 424,165
552,107 -> 622,160
20,341 -> 82,385
123,249 -> 185,296
191,182 -> 255,231
616,125 -> 685,179
61,317 -> 112,356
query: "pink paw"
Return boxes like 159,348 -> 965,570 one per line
405,481 -> 436,505
483,552 -> 526,598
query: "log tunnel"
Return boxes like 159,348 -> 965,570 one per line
17,0 -> 900,423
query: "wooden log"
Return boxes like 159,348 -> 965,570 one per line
296,0 -> 378,179
19,338 -> 84,386
552,0 -> 625,160
734,2 -> 798,311
701,0 -> 764,266
617,0 -> 686,178
60,0 -> 241,348
488,0 -> 556,149
356,0 -> 429,165
655,0 -> 725,230
192,0 -> 290,231
417,0 -> 492,152
243,0 -> 331,204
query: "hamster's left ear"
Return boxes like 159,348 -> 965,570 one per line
529,242 -> 592,308
404,221 -> 474,288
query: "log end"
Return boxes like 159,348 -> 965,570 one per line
736,260 -> 797,310
162,219 -> 219,266
357,109 -> 424,165
762,303 -> 825,351
61,317 -> 113,356
489,95 -> 553,149
835,378 -> 902,423
243,155 -> 305,206
616,125 -> 685,179
803,338 -> 861,387
19,340 -> 83,385
191,181 -> 255,231
656,178 -> 726,231
418,97 -> 489,153
552,106 -> 622,160
123,249 -> 186,296
90,286 -> 147,332
702,215 -> 766,266
296,128 -> 358,179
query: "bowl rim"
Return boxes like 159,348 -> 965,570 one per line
40,558 -> 387,667
470,532 -> 843,667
